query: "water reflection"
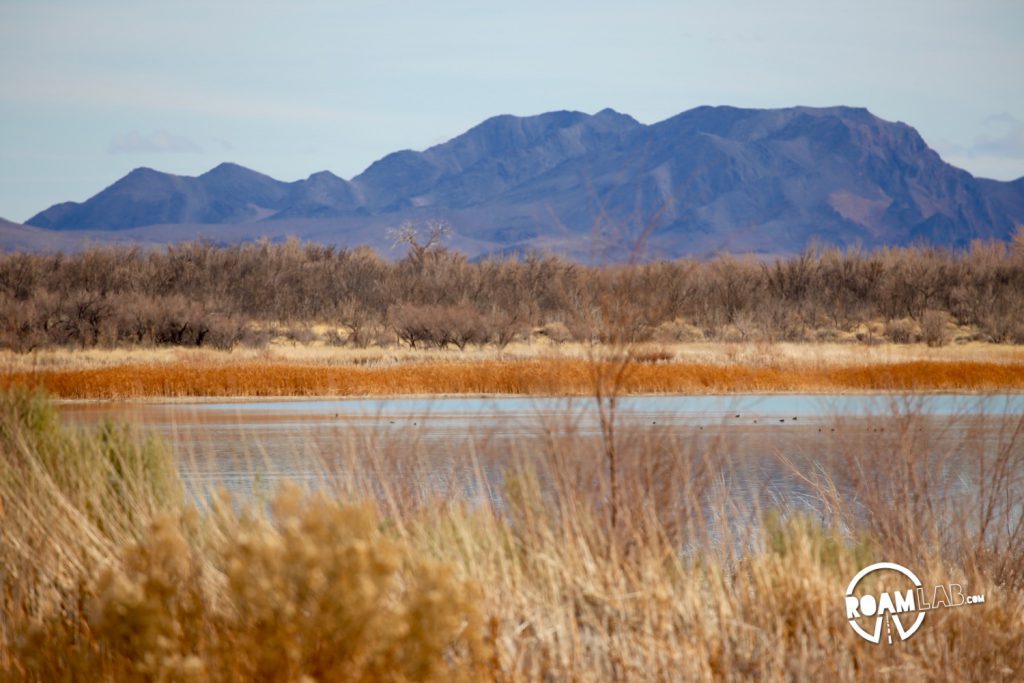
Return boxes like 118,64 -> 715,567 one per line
59,394 -> 1024,517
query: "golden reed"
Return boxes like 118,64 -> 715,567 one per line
4,358 -> 1022,399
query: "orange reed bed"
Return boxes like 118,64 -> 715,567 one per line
3,358 -> 1023,399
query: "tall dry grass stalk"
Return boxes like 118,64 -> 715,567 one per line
0,388 -> 491,681
2,388 -> 1023,680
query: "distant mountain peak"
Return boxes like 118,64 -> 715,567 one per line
594,106 -> 636,122
207,161 -> 249,172
18,105 -> 1024,258
200,162 -> 274,180
123,166 -> 163,179
307,170 -> 342,181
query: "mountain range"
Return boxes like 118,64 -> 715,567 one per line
6,105 -> 1024,259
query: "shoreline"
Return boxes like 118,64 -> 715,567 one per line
48,386 -> 1024,405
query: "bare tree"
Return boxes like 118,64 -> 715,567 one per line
388,220 -> 453,270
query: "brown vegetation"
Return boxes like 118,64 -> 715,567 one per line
2,232 -> 1024,352
2,389 -> 1023,680
0,390 -> 489,681
4,356 -> 1024,399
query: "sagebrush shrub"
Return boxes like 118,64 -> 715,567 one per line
884,318 -> 918,344
8,487 -> 490,682
920,309 -> 950,347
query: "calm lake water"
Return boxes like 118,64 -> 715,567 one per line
59,393 -> 1024,509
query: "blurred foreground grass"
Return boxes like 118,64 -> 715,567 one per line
1,388 -> 1022,681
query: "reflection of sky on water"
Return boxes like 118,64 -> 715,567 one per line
123,393 -> 1024,420
58,394 -> 1023,516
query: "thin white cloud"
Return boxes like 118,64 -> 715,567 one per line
972,114 -> 1024,159
931,115 -> 1024,179
108,130 -> 203,154
1,65 -> 346,123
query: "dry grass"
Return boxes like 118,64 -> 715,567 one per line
0,390 -> 491,681
3,339 -> 1024,372
2,388 -> 1023,680
3,356 -> 1024,399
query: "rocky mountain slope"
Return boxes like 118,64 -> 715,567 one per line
15,106 -> 1024,259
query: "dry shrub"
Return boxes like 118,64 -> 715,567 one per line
855,322 -> 885,345
150,494 -> 480,681
0,389 -> 182,595
484,309 -> 528,350
282,324 -> 318,345
0,390 -> 489,681
0,292 -> 52,352
652,318 -> 705,343
391,303 -> 486,349
223,489 -> 487,681
815,326 -> 839,342
389,303 -> 431,349
920,309 -> 951,347
10,492 -> 489,682
440,305 -> 486,350
537,321 -> 572,344
884,318 -> 918,344
4,239 -> 1024,351
323,327 -> 347,346
336,301 -> 380,348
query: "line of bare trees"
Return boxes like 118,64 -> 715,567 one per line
1,229 -> 1023,352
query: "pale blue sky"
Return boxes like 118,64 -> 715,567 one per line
1,0 -> 1022,222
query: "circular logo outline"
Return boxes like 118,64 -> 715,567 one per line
845,561 -> 926,643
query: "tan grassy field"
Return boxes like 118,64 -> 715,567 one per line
4,339 -> 1024,371
2,341 -> 1023,399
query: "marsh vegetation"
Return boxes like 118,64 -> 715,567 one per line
2,388 -> 1023,680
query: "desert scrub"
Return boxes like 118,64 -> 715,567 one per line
0,387 -> 182,606
0,391 -> 489,682
4,237 -> 1024,351
12,490 -> 490,682
7,493 -> 490,682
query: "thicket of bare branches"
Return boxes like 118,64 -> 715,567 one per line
1,228 -> 1023,351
